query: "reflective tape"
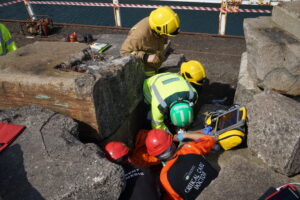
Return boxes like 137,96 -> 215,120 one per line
5,38 -> 13,46
152,119 -> 163,125
145,71 -> 156,77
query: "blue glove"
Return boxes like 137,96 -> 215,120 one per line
202,126 -> 214,136
177,129 -> 186,142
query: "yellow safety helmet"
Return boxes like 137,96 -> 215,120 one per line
217,130 -> 245,150
149,7 -> 180,37
180,60 -> 207,85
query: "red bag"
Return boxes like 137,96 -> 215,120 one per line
0,122 -> 25,152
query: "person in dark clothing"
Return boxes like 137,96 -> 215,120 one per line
145,129 -> 218,200
104,141 -> 161,200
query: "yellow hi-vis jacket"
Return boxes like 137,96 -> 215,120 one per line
143,72 -> 198,131
0,24 -> 17,56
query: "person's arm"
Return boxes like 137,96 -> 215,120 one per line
150,102 -> 168,131
173,130 -> 207,142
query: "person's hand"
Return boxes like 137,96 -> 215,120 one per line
147,54 -> 160,64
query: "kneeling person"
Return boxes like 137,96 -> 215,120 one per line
104,141 -> 160,200
145,129 -> 218,200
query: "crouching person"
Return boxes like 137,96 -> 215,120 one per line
145,129 -> 218,200
104,141 -> 161,200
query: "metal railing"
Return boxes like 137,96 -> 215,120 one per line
0,0 -> 286,35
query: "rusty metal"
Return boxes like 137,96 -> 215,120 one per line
20,15 -> 53,37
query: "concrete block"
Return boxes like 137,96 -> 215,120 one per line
197,155 -> 295,200
0,41 -> 145,140
158,53 -> 186,73
272,1 -> 300,40
0,105 -> 125,200
93,34 -> 127,58
246,91 -> 300,176
234,52 -> 262,105
244,17 -> 300,96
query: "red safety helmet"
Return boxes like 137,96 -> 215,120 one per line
145,129 -> 173,157
105,141 -> 129,160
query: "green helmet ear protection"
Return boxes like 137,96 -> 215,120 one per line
169,100 -> 194,128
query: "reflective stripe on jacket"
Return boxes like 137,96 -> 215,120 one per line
120,17 -> 167,75
0,24 -> 17,56
143,72 -> 198,130
160,136 -> 216,200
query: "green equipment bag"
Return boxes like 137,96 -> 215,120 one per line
204,105 -> 247,150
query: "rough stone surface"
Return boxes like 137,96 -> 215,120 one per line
234,52 -> 262,105
92,55 -> 145,139
158,53 -> 186,73
93,34 -> 127,58
244,17 -> 300,96
0,105 -> 124,200
0,41 -> 145,140
272,1 -> 300,40
246,91 -> 300,176
0,41 -> 88,76
197,154 -> 297,200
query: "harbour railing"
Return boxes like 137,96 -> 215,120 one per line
0,0 -> 291,35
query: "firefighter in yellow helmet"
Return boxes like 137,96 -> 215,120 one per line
180,60 -> 208,86
120,7 -> 180,77
0,23 -> 17,56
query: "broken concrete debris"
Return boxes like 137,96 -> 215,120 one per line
1,2 -> 300,199
0,105 -> 125,200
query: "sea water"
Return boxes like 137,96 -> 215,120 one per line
0,0 -> 272,35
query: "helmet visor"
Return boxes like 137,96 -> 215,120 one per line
156,143 -> 176,161
197,77 -> 209,85
169,28 -> 180,36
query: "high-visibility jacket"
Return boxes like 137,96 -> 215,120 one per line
160,136 -> 217,200
0,24 -> 17,56
143,72 -> 198,131
120,17 -> 167,77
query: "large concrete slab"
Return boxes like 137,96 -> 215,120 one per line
272,1 -> 300,40
244,17 -> 300,96
197,154 -> 299,200
234,52 -> 262,105
0,105 -> 124,200
0,41 -> 145,140
246,90 -> 300,176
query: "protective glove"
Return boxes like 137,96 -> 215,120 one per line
176,129 -> 186,142
202,126 -> 214,136
147,54 -> 160,64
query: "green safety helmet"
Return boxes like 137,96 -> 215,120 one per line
170,101 -> 194,128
